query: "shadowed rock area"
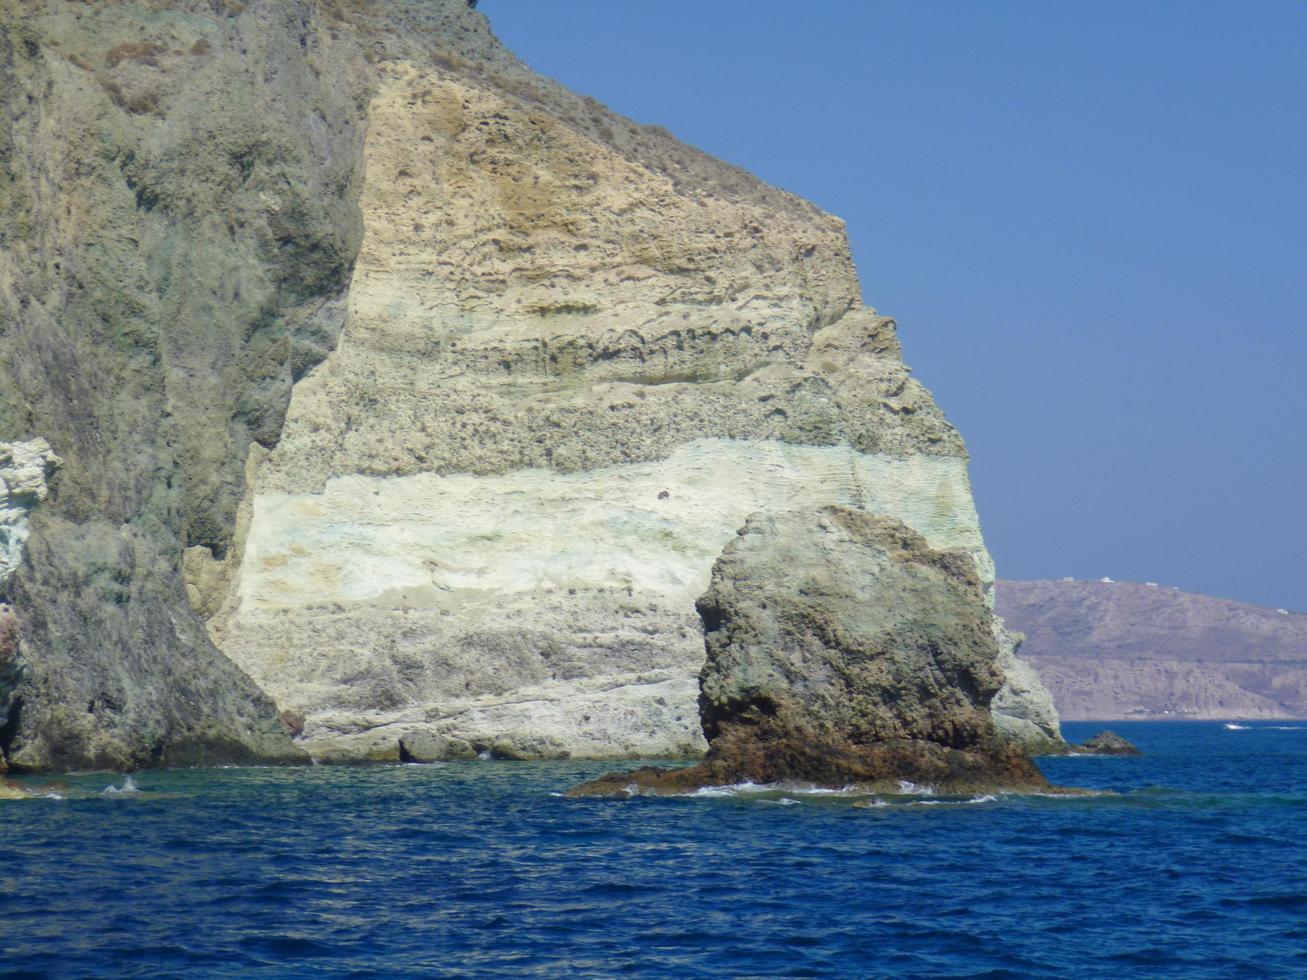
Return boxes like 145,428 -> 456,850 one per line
0,0 -> 379,770
572,508 -> 1048,796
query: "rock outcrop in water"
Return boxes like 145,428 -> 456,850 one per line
0,0 -> 1061,770
572,509 -> 1048,795
1074,731 -> 1140,756
997,579 -> 1307,720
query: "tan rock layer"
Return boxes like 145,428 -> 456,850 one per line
254,67 -> 962,497
997,579 -> 1307,720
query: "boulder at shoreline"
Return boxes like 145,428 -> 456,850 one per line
572,508 -> 1050,796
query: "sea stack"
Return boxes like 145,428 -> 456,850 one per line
572,508 -> 1049,795
0,0 -> 1060,771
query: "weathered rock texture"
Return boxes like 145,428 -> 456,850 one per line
1075,731 -> 1140,756
997,579 -> 1307,720
204,10 -> 1058,761
991,627 -> 1063,752
1,0 -> 1059,768
572,508 -> 1048,795
0,0 -> 386,769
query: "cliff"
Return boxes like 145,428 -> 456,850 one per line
996,579 -> 1307,720
0,0 -> 1059,770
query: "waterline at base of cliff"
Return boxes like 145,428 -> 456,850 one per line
3,721 -> 1306,976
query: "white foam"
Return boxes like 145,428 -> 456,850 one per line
102,775 -> 138,795
1224,723 -> 1250,731
684,779 -> 956,800
907,794 -> 997,807
1026,790 -> 1107,799
896,780 -> 937,795
689,780 -> 866,798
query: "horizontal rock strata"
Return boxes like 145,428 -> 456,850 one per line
205,49 -> 1057,760
1,0 -> 1061,768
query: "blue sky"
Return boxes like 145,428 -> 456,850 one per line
486,1 -> 1307,610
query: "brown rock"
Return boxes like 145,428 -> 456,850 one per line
1077,731 -> 1141,756
278,709 -> 306,739
572,508 -> 1049,796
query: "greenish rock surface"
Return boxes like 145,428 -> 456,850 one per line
0,0 -> 383,769
398,732 -> 477,764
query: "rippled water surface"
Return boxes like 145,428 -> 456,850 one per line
5,721 -> 1307,977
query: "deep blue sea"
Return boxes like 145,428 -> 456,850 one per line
4,721 -> 1307,977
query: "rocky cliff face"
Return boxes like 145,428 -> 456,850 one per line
0,0 -> 1058,770
573,508 -> 1048,795
0,0 -> 379,769
997,579 -> 1307,720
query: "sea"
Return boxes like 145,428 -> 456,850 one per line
3,720 -> 1307,978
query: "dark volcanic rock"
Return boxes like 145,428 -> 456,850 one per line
1076,731 -> 1141,756
572,508 -> 1048,796
5,520 -> 304,772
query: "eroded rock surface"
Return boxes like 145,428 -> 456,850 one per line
991,626 -> 1063,752
0,0 -> 385,769
209,21 -> 1057,760
1,0 -> 1060,768
0,440 -> 60,585
573,509 -> 1048,795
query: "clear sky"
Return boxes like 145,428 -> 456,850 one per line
485,1 -> 1307,611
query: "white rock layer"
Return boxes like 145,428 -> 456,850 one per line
0,439 -> 60,585
220,441 -> 992,758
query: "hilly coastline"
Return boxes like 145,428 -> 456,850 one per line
997,579 -> 1307,720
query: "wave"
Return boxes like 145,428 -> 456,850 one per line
102,775 -> 139,795
591,779 -> 1099,807
690,781 -> 866,798
1223,723 -> 1304,731
897,780 -> 937,795
907,795 -> 998,807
